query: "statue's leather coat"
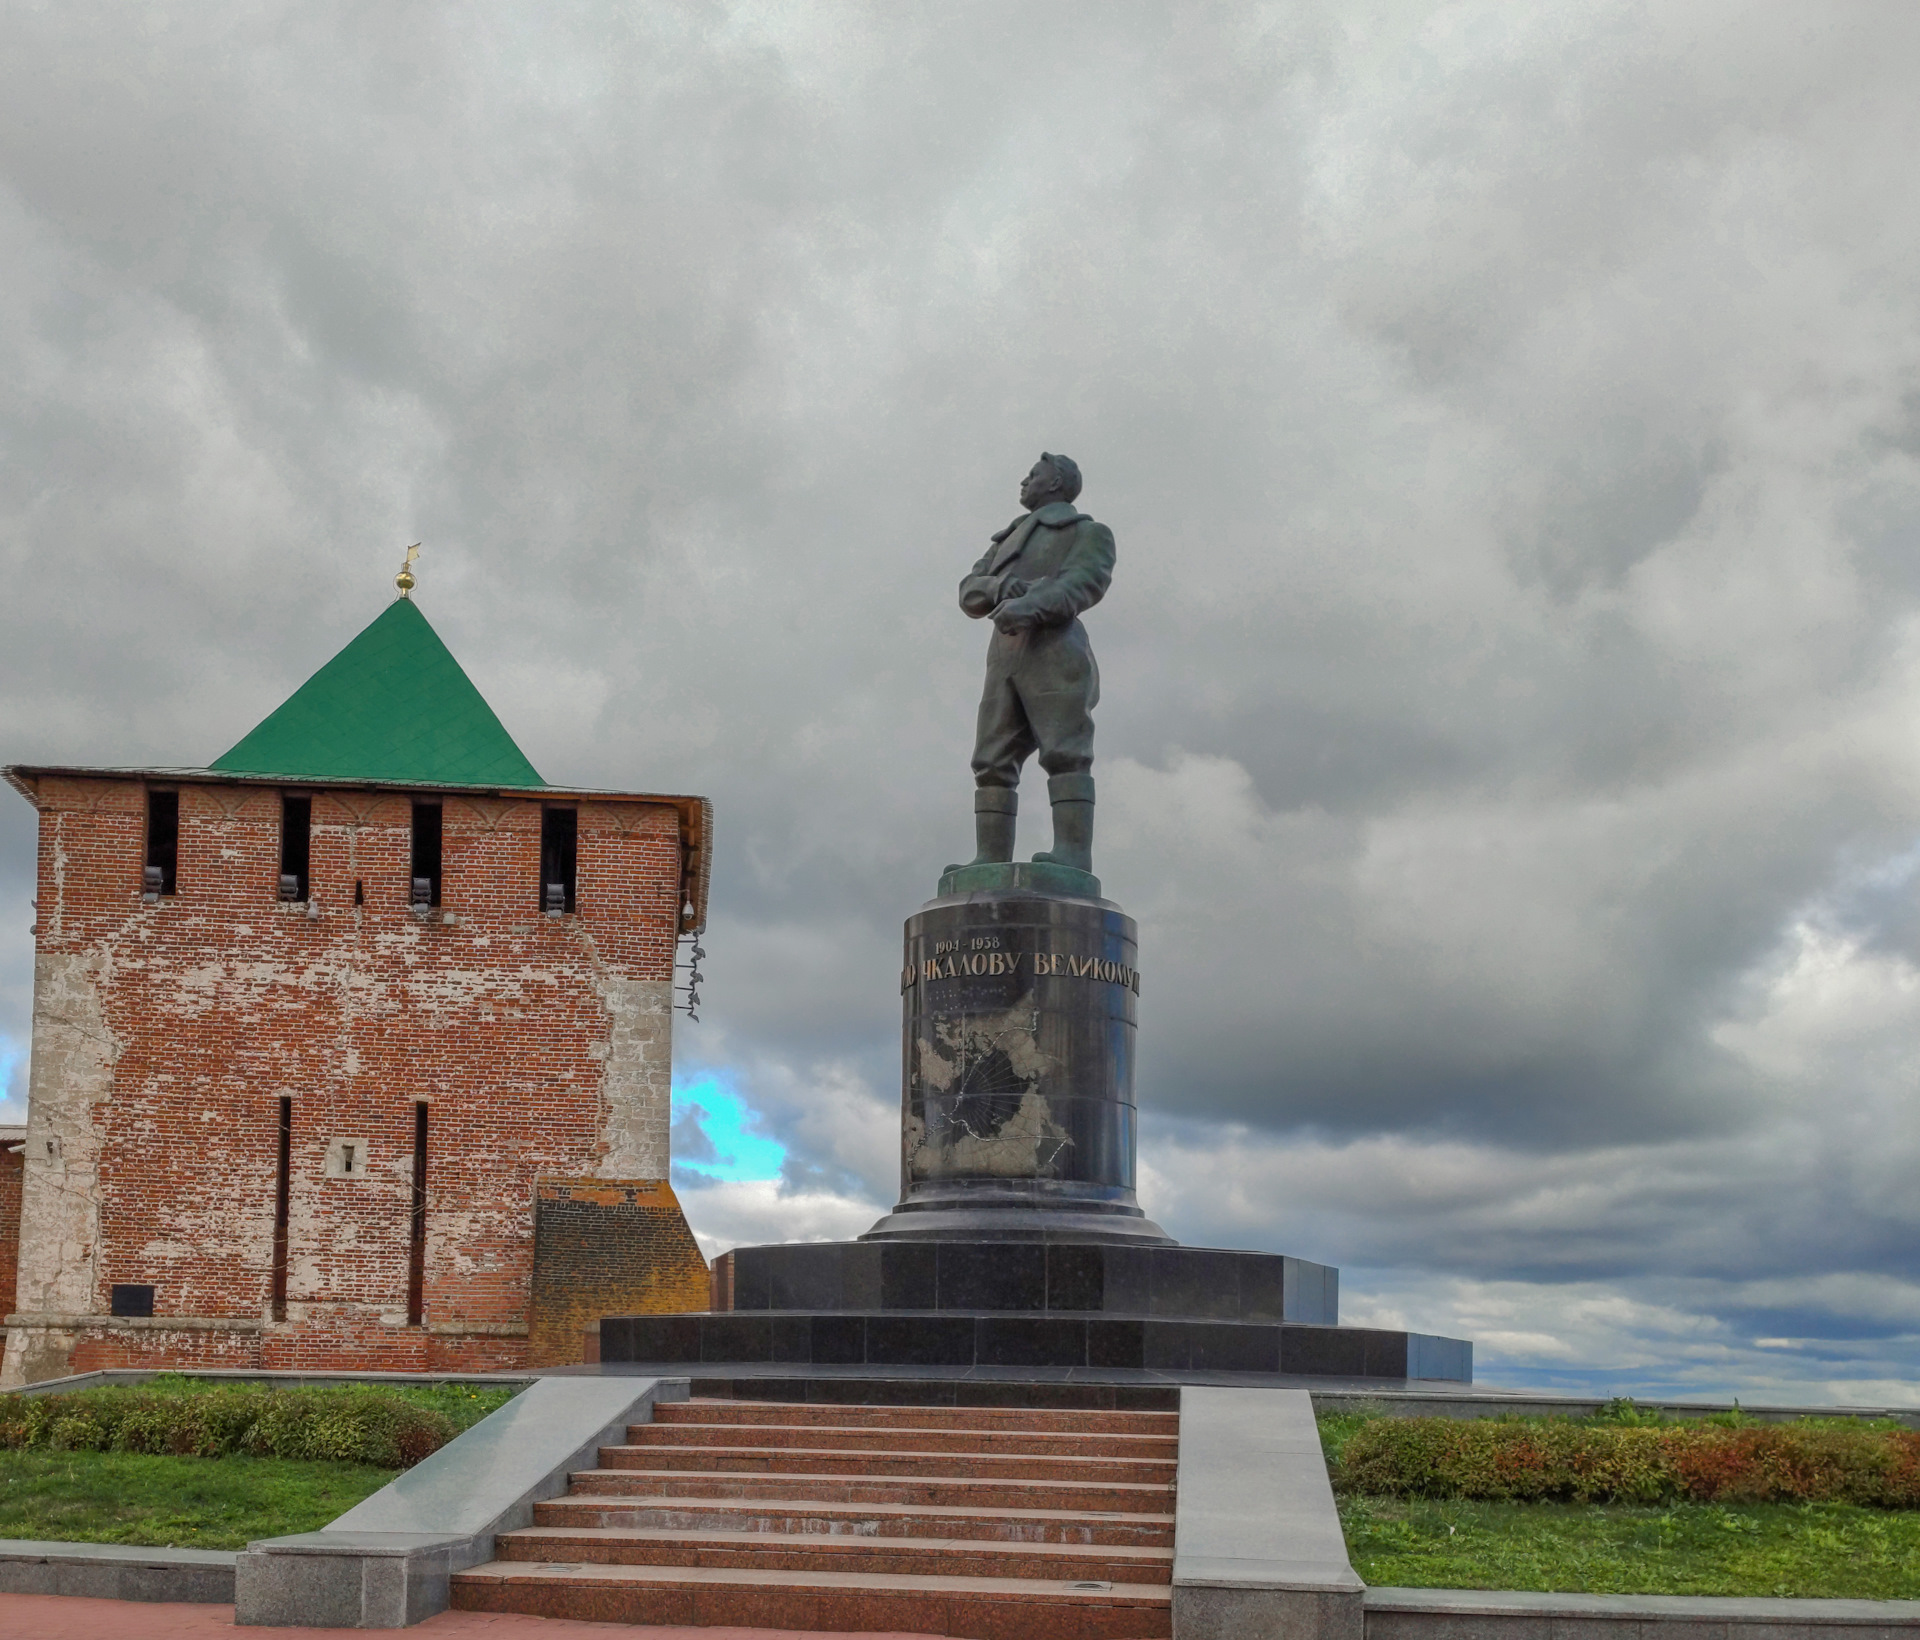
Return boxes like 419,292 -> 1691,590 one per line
958,500 -> 1115,784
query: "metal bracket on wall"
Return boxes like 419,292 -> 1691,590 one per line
674,935 -> 705,1021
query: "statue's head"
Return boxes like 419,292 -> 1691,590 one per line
1021,452 -> 1082,510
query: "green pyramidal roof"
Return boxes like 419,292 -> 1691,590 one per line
211,597 -> 545,787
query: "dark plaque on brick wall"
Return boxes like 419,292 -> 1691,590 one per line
109,1283 -> 156,1318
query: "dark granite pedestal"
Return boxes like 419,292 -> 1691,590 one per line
867,884 -> 1167,1243
714,1238 -> 1338,1322
602,875 -> 1475,1387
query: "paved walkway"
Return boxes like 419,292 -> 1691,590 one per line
0,1594 -> 950,1638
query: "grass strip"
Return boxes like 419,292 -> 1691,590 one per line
0,1449 -> 398,1550
1339,1495 -> 1920,1599
0,1380 -> 524,1550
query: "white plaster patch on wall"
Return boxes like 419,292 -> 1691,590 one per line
324,1136 -> 373,1178
283,1172 -> 407,1310
137,1238 -> 219,1264
597,976 -> 674,1178
156,954 -> 301,1012
1,950 -> 119,1386
433,1208 -> 493,1279
47,818 -> 68,944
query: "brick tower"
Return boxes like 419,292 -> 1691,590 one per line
1,579 -> 712,1385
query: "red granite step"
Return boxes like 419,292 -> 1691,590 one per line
454,1397 -> 1179,1637
493,1523 -> 1173,1583
628,1419 -> 1177,1458
655,1399 -> 1178,1436
531,1491 -> 1176,1546
598,1441 -> 1176,1484
568,1465 -> 1171,1513
449,1559 -> 1173,1640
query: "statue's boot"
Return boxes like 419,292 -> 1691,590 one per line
944,787 -> 1017,874
1032,773 -> 1094,874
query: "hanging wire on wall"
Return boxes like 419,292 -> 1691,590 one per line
675,933 -> 705,1021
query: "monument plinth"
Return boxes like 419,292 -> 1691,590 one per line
864,877 -> 1169,1244
599,451 -> 1473,1386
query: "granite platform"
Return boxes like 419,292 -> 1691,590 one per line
710,1237 -> 1339,1323
597,1312 -> 1471,1382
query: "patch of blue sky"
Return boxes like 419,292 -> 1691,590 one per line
0,1034 -> 23,1121
671,1073 -> 785,1183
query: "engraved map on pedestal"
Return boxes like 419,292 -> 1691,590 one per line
905,1006 -> 1073,1179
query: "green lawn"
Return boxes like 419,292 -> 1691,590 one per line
0,1377 -> 522,1548
0,1449 -> 397,1549
1339,1494 -> 1920,1599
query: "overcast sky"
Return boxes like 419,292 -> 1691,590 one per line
5,1 -> 1920,1403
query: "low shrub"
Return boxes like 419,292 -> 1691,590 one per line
1332,1416 -> 1920,1508
0,1382 -> 462,1469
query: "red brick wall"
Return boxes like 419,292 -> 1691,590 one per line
0,1145 -> 21,1319
71,1326 -> 264,1374
528,1178 -> 709,1366
11,776 -> 691,1375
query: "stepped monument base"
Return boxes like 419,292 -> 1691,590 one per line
603,875 -> 1472,1386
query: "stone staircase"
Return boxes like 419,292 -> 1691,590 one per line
451,1396 -> 1176,1637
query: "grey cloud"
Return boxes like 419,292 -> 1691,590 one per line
6,1 -> 1920,1390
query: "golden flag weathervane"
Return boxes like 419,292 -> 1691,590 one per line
395,543 -> 421,597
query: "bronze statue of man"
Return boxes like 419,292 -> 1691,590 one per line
950,452 -> 1115,877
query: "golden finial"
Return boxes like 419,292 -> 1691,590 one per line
395,542 -> 421,597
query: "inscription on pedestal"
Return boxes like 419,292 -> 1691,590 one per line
893,891 -> 1141,1204
901,945 -> 1141,993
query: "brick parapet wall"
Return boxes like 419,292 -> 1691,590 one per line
528,1178 -> 709,1367
3,775 -> 702,1383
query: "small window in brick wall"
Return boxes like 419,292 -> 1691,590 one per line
144,790 -> 178,897
541,807 -> 577,914
279,795 -> 311,902
110,1283 -> 155,1318
410,801 -> 442,908
325,1137 -> 371,1179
